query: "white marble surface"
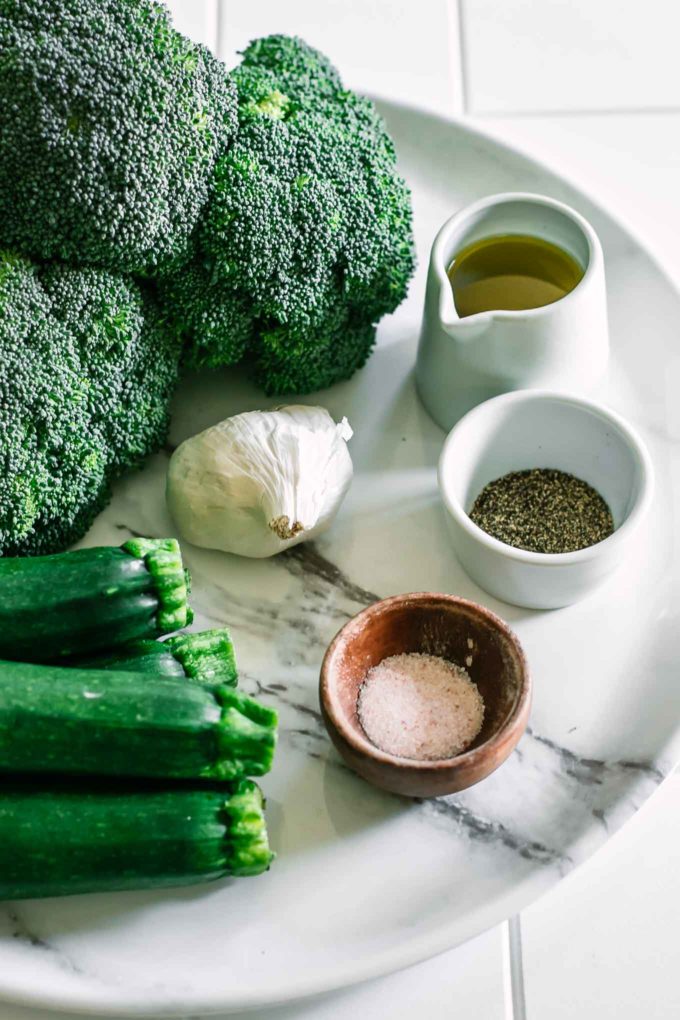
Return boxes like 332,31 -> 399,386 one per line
483,113 -> 680,282
1,100 -> 678,1015
0,929 -> 508,1020
3,2 -> 680,1017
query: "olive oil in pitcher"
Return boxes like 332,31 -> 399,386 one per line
448,234 -> 584,318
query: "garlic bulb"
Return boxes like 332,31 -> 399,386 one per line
167,405 -> 353,558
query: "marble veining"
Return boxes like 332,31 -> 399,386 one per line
0,103 -> 677,1015
0,524 -> 666,1007
527,729 -> 665,784
198,528 -> 667,877
114,521 -> 670,875
282,544 -> 382,607
1,907 -> 86,979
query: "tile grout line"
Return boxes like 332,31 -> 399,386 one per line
454,0 -> 471,115
215,0 -> 225,61
503,916 -> 527,1020
473,105 -> 680,119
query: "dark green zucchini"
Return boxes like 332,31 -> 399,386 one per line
73,629 -> 238,686
0,538 -> 192,662
0,778 -> 273,899
0,660 -> 276,780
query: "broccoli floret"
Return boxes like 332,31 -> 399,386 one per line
238,34 -> 343,97
9,495 -> 114,559
0,0 -> 237,276
254,304 -> 378,395
166,35 -> 415,394
0,252 -> 181,556
159,258 -> 254,370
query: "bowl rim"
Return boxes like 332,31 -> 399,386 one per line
319,591 -> 531,772
432,191 -> 601,326
437,389 -> 655,567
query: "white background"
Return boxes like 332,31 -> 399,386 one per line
5,2 -> 680,1017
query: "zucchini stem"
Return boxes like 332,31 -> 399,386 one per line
122,537 -> 191,632
165,628 -> 238,685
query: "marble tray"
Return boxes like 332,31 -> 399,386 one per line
1,102 -> 678,1015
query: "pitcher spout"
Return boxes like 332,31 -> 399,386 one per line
437,277 -> 493,343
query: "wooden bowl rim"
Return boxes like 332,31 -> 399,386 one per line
319,592 -> 531,773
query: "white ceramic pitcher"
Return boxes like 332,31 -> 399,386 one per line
415,192 -> 609,431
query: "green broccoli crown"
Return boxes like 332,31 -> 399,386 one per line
254,303 -> 378,396
0,252 -> 181,555
168,34 -> 416,394
206,34 -> 415,327
237,34 -> 343,98
159,257 -> 254,371
0,0 -> 238,276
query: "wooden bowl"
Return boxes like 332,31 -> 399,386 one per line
319,593 -> 530,798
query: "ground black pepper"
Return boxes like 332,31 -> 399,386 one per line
468,468 -> 614,554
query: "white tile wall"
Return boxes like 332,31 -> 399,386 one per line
165,0 -> 217,51
168,0 -> 461,113
167,0 -> 680,118
461,0 -> 680,115
522,774 -> 680,1019
216,0 -> 461,115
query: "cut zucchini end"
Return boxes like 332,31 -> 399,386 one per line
122,537 -> 191,634
165,628 -> 238,687
122,537 -> 181,560
223,780 -> 275,877
215,688 -> 278,779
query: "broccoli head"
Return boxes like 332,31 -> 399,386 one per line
251,304 -> 378,395
0,252 -> 181,556
160,257 -> 254,371
0,0 -> 237,276
166,34 -> 416,394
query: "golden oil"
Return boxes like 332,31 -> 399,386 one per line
448,234 -> 584,318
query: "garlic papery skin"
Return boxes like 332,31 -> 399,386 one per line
166,405 -> 353,558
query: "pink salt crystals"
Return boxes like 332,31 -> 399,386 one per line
357,652 -> 484,761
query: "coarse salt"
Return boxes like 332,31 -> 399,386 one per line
357,652 -> 485,761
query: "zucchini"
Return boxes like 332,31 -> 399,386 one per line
0,660 -> 276,780
0,538 -> 192,662
0,778 -> 273,899
73,629 -> 238,686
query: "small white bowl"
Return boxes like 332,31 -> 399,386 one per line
438,391 -> 654,609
